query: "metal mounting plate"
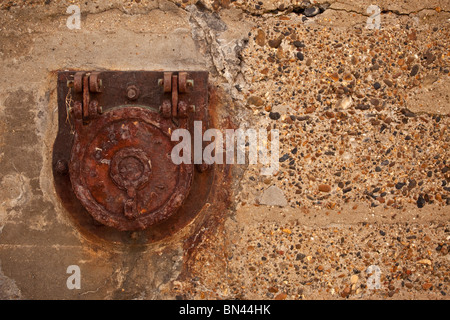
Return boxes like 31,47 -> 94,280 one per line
53,71 -> 211,241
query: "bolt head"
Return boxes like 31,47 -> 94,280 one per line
196,162 -> 211,173
72,101 -> 83,119
177,101 -> 188,118
126,86 -> 140,100
55,160 -> 68,174
159,100 -> 172,118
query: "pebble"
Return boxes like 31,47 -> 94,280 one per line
395,182 -> 406,190
401,109 -> 416,117
341,287 -> 351,298
423,51 -> 435,65
274,293 -> 287,300
343,187 -> 352,193
370,98 -> 379,106
417,259 -> 432,266
422,283 -> 433,290
318,184 -> 331,192
247,96 -> 264,107
260,186 -> 287,207
417,195 -> 426,208
337,96 -> 352,109
269,112 -> 281,120
305,106 -> 315,113
296,253 -> 306,261
304,6 -> 320,17
410,65 -> 420,77
255,29 -> 265,46
268,37 -> 283,48
383,79 -> 393,87
279,154 -> 289,162
293,40 -> 305,48
268,286 -> 278,293
356,104 -> 370,110
407,31 -> 417,41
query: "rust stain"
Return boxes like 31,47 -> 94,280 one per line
179,86 -> 235,286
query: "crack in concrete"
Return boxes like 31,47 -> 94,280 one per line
80,278 -> 108,296
187,4 -> 249,90
0,0 -> 185,37
329,6 -> 450,17
233,2 -> 449,18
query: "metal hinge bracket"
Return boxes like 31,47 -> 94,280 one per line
158,71 -> 195,119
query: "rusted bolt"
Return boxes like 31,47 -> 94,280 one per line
73,72 -> 85,93
159,100 -> 172,118
196,162 -> 211,173
89,72 -> 102,93
126,85 -> 140,100
55,160 -> 68,174
178,101 -> 188,118
89,100 -> 101,116
67,80 -> 74,88
163,72 -> 173,93
72,101 -> 83,119
186,79 -> 194,87
178,72 -> 187,93
130,232 -> 139,240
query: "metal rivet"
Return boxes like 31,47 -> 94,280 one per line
126,85 -> 140,100
159,100 -> 172,118
195,163 -> 210,173
55,160 -> 68,174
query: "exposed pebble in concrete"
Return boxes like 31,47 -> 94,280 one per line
260,185 -> 288,207
304,6 -> 320,17
181,220 -> 450,299
238,15 -> 450,213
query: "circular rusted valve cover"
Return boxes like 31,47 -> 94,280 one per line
69,107 -> 193,231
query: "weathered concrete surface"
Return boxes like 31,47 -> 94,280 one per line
0,0 -> 449,300
0,0 -> 214,300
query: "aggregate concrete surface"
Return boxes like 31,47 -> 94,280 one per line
0,0 -> 449,300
